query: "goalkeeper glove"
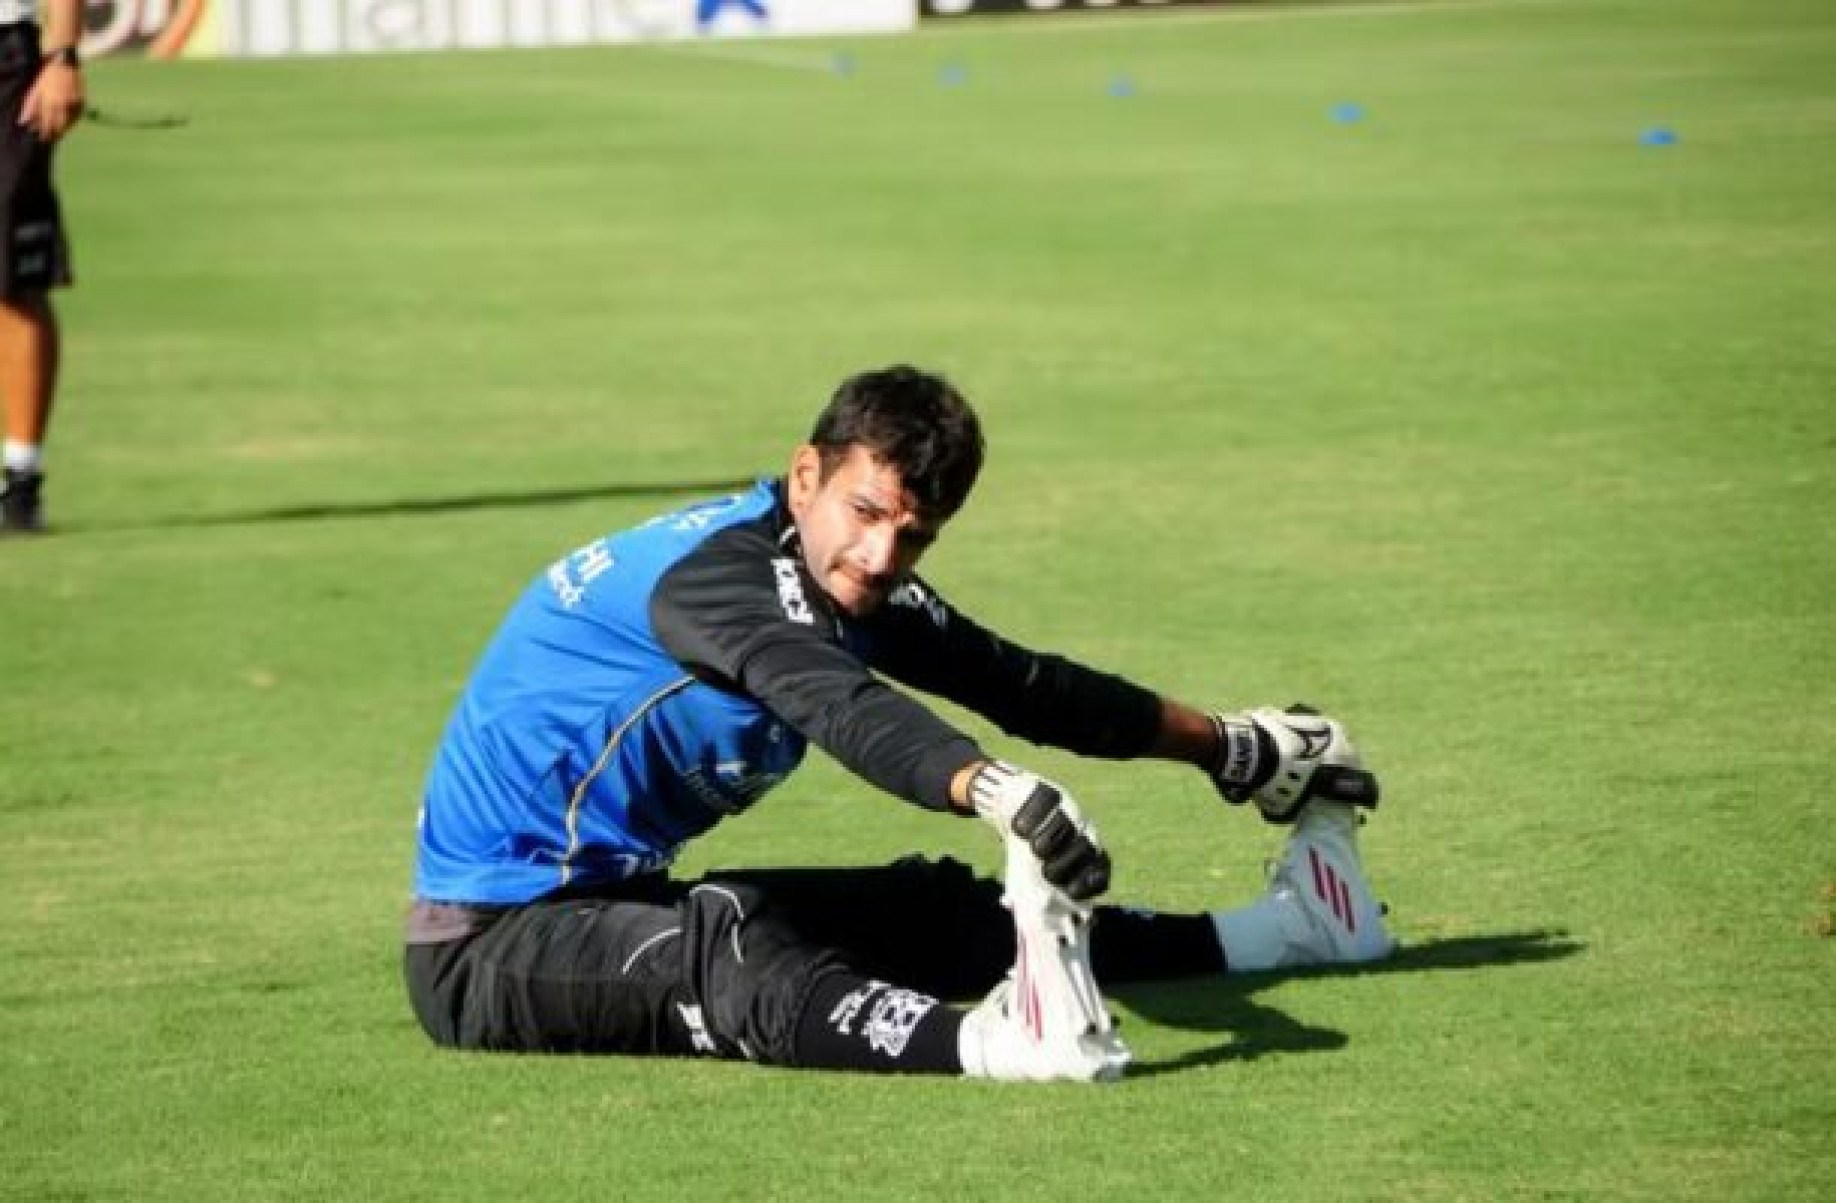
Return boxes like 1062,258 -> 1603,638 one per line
967,760 -> 1111,902
1210,703 -> 1380,824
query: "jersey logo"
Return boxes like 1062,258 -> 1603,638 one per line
888,581 -> 948,629
823,981 -> 937,1060
864,987 -> 938,1058
772,558 -> 814,624
546,538 -> 616,609
682,763 -> 785,816
662,492 -> 745,533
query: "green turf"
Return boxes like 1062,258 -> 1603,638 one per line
3,0 -> 1833,1198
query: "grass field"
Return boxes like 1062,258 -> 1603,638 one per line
3,0 -> 1833,1198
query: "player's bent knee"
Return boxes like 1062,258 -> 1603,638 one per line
680,881 -> 845,1065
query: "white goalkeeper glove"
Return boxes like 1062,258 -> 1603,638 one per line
966,760 -> 1112,903
1209,703 -> 1380,824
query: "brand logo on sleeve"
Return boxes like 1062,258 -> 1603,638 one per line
772,558 -> 814,624
888,581 -> 948,629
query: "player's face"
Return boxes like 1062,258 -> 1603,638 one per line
787,443 -> 944,617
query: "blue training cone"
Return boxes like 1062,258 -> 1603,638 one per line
1638,126 -> 1679,147
1331,101 -> 1365,124
1108,74 -> 1137,99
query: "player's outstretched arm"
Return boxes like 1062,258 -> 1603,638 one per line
1150,698 -> 1382,824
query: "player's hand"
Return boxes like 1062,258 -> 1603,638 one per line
1209,704 -> 1380,823
967,760 -> 1111,902
21,59 -> 85,143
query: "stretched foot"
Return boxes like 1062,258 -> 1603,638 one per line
1211,802 -> 1395,972
959,830 -> 1131,1081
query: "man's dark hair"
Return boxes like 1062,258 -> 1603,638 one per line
809,365 -> 985,520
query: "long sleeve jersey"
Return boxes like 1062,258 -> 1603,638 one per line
412,479 -> 1162,906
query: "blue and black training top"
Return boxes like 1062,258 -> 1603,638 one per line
413,479 -> 1162,910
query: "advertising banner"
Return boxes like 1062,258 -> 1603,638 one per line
82,0 -> 916,59
83,1 -> 217,58
921,0 -> 1227,16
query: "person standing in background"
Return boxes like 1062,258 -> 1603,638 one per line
0,0 -> 82,534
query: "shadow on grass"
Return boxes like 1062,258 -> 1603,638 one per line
1117,929 -> 1583,1079
87,476 -> 764,532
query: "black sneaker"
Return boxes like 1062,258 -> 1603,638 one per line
0,467 -> 45,534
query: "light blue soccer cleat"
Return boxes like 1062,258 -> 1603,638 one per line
1212,801 -> 1396,971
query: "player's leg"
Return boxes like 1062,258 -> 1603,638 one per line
678,875 -> 991,1074
713,802 -> 1391,995
405,876 -> 972,1074
708,856 -> 1013,999
404,881 -> 712,1056
710,856 -> 1130,1081
1085,800 -> 1394,976
714,855 -> 1228,992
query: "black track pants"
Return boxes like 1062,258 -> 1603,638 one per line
404,855 -> 1219,1064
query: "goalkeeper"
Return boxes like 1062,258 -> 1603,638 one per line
405,365 -> 1393,1082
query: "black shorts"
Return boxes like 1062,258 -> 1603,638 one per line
0,22 -> 72,298
403,857 -> 1015,1065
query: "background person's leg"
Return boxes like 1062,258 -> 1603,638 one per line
0,292 -> 56,452
0,28 -> 72,535
0,295 -> 59,532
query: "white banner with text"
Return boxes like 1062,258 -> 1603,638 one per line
84,0 -> 916,59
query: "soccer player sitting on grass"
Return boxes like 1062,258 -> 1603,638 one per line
405,365 -> 1393,1081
